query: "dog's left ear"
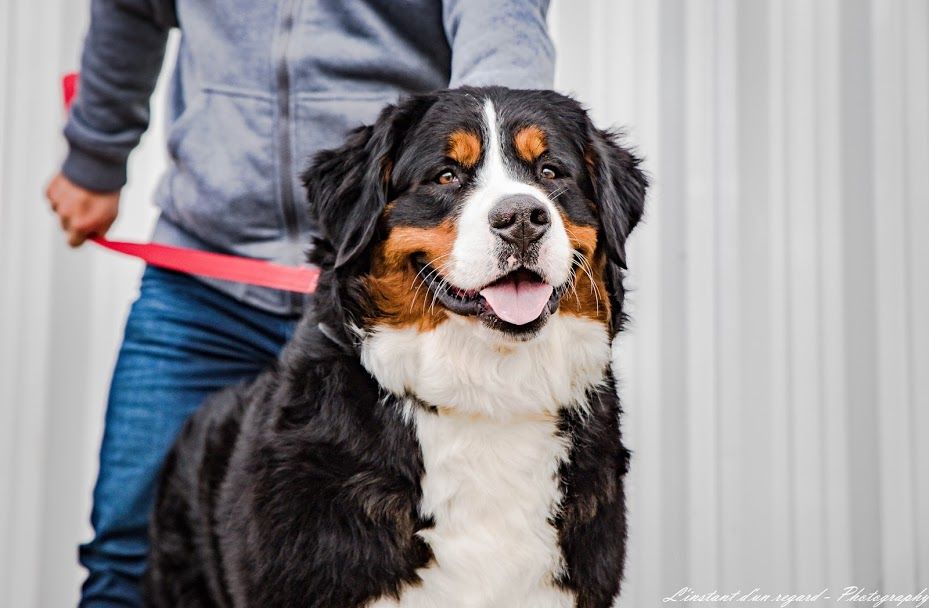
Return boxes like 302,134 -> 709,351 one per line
304,95 -> 435,270
585,126 -> 647,270
585,125 -> 648,333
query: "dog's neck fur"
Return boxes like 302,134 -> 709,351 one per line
359,313 -> 611,420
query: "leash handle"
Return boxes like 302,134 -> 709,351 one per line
92,237 -> 320,294
63,72 -> 79,110
62,73 -> 319,294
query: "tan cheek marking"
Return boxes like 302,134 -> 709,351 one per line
514,125 -> 547,163
382,160 -> 393,188
447,130 -> 481,168
365,220 -> 457,331
584,149 -> 597,171
558,215 -> 610,323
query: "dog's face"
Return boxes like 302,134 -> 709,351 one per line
306,87 -> 646,343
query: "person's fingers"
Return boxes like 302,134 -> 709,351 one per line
45,176 -> 59,200
71,217 -> 100,238
68,204 -> 118,248
68,229 -> 87,248
44,174 -> 120,247
68,217 -> 95,248
58,198 -> 84,243
96,214 -> 117,237
80,203 -> 111,232
46,180 -> 61,212
56,193 -> 74,226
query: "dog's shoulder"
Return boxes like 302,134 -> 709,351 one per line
555,373 -> 630,607
216,322 -> 433,607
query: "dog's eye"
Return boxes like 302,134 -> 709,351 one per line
435,170 -> 459,186
540,166 -> 559,180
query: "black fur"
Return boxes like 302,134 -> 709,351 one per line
555,373 -> 631,608
145,87 -> 646,607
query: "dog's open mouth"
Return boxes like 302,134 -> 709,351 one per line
413,255 -> 571,333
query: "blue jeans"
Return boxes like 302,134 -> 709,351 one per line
79,266 -> 299,607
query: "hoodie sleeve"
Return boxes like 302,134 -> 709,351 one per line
443,0 -> 555,90
61,0 -> 177,192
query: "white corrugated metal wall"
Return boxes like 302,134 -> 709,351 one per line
550,0 -> 929,604
1,1 -> 927,606
1,2 -> 167,605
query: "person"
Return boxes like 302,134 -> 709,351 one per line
44,1 -> 555,605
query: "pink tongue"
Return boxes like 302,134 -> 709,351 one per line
479,280 -> 554,326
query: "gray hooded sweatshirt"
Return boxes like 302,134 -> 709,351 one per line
63,0 -> 554,314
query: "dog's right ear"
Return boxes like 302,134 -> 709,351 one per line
303,96 -> 434,270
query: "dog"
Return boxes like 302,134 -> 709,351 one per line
144,86 -> 646,608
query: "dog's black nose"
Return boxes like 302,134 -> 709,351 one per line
488,195 -> 550,249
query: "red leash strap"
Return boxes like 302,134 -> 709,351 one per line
92,237 -> 319,293
62,72 -> 79,108
63,72 -> 320,294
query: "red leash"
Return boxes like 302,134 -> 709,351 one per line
63,72 -> 319,294
92,237 -> 319,293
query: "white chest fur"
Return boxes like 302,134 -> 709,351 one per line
360,314 -> 611,419
368,408 -> 575,608
361,314 -> 610,607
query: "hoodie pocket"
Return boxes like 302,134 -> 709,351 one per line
165,90 -> 281,245
292,92 -> 397,179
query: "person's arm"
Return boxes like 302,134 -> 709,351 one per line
443,0 -> 555,90
63,0 -> 175,191
47,0 -> 175,247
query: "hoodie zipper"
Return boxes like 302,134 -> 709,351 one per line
275,0 -> 301,311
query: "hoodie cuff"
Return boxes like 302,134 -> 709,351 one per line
61,146 -> 128,193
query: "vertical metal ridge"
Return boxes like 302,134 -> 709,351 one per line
902,0 -> 929,590
871,0 -> 919,591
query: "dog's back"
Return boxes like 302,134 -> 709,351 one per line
145,376 -> 267,607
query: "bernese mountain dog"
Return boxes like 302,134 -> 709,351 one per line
145,86 -> 647,608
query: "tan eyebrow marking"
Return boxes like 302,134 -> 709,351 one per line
514,125 -> 547,163
447,130 -> 481,168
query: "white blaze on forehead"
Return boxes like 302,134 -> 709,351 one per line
447,99 -> 573,291
477,99 -> 520,188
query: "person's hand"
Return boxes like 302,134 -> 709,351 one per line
45,173 -> 120,247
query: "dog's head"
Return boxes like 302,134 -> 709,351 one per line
304,87 -> 646,347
